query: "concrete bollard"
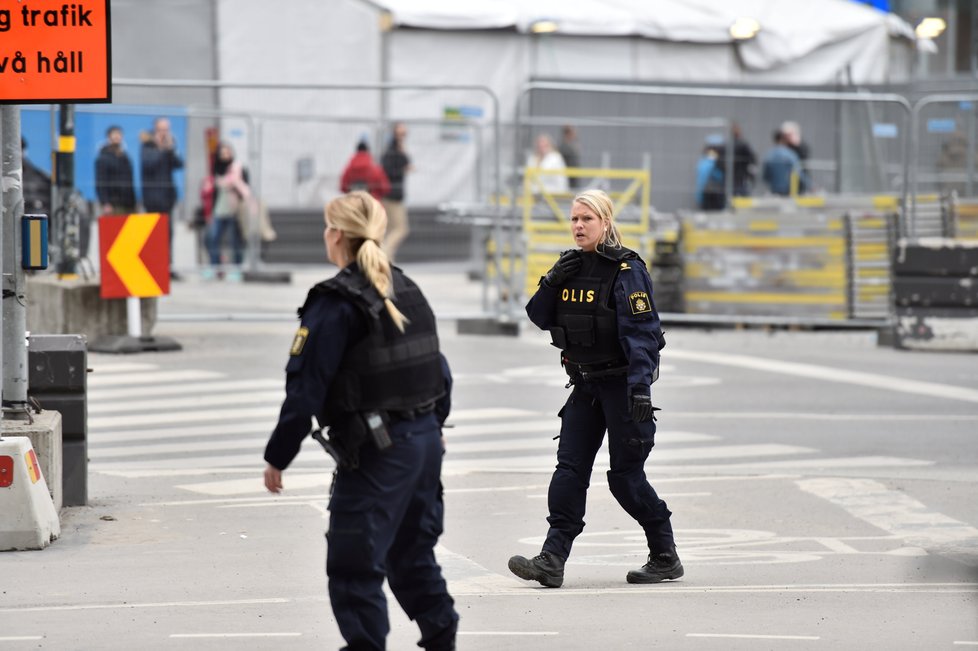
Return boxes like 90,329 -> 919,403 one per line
1,411 -> 63,511
0,436 -> 61,551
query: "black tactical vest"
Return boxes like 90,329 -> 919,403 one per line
308,266 -> 445,424
551,246 -> 639,365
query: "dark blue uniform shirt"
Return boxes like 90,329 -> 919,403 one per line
265,292 -> 363,471
265,287 -> 452,471
526,254 -> 664,391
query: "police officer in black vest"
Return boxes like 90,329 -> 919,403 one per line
508,189 -> 682,588
263,191 -> 458,651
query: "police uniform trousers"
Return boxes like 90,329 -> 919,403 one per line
326,413 -> 458,651
543,376 -> 674,561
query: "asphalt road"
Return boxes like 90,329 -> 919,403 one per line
1,264 -> 976,650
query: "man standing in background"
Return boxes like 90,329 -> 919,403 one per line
559,125 -> 581,189
381,122 -> 413,262
95,125 -> 136,215
141,117 -> 184,280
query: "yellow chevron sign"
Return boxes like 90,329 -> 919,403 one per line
99,213 -> 170,299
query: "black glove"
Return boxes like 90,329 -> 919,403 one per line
629,390 -> 653,423
543,250 -> 583,288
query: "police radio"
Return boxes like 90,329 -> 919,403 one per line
363,411 -> 393,451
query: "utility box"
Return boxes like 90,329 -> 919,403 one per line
27,335 -> 88,506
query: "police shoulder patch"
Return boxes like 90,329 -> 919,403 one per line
620,262 -> 631,271
290,326 -> 310,356
628,291 -> 652,315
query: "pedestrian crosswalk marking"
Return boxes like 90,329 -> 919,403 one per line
89,390 -> 285,415
88,369 -> 225,388
84,365 -> 935,485
92,378 -> 283,401
92,422 -> 274,444
447,408 -> 538,421
94,438 -> 268,459
669,349 -> 978,405
89,362 -> 159,374
90,406 -> 280,430
797,477 -> 978,551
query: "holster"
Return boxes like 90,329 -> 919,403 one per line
316,414 -> 369,470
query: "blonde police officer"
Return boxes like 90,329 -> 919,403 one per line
508,188 -> 682,588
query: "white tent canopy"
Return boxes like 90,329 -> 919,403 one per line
217,0 -> 924,207
378,0 -> 922,74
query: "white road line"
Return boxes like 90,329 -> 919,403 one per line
90,429 -> 719,459
797,478 -> 978,550
90,378 -> 284,401
90,406 -> 280,429
450,420 -> 557,437
0,598 -> 290,613
91,438 -> 266,459
666,412 -> 978,422
451,421 -> 719,444
87,369 -> 225,387
650,456 -> 934,471
90,452 -> 277,470
176,471 -> 330,496
444,454 -> 929,475
90,422 -> 273,444
953,642 -> 978,646
0,637 -> 43,642
448,582 -> 978,597
148,494 -> 326,507
457,632 -> 559,636
170,633 -> 301,639
88,362 -> 158,373
687,633 -> 819,641
669,349 -> 978,404
448,408 -> 538,421
89,391 -> 284,415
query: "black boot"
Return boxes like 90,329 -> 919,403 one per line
626,547 -> 684,584
508,550 -> 565,588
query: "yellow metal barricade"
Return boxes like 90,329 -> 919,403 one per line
519,167 -> 652,297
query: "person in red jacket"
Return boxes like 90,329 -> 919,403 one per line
340,140 -> 390,200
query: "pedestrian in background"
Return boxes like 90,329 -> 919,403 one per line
205,142 -> 250,279
140,117 -> 184,279
263,191 -> 458,651
559,125 -> 582,189
695,135 -> 726,211
527,133 -> 569,195
508,188 -> 682,588
714,122 -> 757,197
381,122 -> 413,261
762,129 -> 803,196
95,125 -> 136,215
780,120 -> 811,194
340,139 -> 390,200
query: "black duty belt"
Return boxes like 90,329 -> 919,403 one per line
388,402 -> 436,422
561,357 -> 628,381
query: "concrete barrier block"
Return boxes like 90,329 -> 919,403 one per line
25,276 -> 156,340
1,412 -> 63,511
0,436 -> 61,551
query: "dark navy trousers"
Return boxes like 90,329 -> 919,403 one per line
543,377 -> 674,560
326,415 -> 458,651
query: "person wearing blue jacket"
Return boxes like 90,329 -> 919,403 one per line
508,188 -> 682,588
263,191 -> 458,651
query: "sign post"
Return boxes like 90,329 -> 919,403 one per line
89,213 -> 180,353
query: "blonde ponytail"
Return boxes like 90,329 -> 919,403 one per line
327,191 -> 409,331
